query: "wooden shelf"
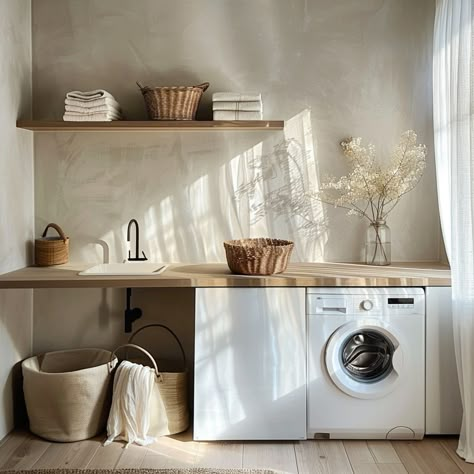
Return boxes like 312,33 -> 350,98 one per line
17,120 -> 284,132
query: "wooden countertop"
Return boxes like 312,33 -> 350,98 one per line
0,262 -> 451,289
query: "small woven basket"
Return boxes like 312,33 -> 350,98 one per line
137,81 -> 209,120
35,223 -> 69,266
224,238 -> 294,275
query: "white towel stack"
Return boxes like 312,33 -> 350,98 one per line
212,92 -> 263,120
63,90 -> 123,122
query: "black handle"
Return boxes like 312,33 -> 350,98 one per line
128,323 -> 186,367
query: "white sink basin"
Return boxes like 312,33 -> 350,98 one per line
79,262 -> 168,276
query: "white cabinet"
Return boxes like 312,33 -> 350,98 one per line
194,287 -> 306,440
425,287 -> 462,434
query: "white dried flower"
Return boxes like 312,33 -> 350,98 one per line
313,130 -> 427,223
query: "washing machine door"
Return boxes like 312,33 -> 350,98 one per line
325,319 -> 403,399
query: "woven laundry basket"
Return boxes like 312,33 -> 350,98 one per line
34,223 -> 69,266
22,348 -> 117,442
137,81 -> 209,120
224,238 -> 294,275
111,324 -> 189,435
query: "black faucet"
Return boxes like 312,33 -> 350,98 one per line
127,219 -> 147,261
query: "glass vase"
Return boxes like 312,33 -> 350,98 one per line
366,220 -> 391,266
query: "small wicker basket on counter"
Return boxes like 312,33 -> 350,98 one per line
35,223 -> 69,266
137,81 -> 209,120
223,238 -> 294,275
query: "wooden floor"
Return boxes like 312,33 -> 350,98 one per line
0,430 -> 472,473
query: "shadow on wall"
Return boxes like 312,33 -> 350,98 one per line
36,109 -> 327,263
232,110 -> 327,259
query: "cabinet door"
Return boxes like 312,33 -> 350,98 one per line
425,286 -> 462,434
194,287 -> 306,440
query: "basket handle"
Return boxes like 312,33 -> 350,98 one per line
128,324 -> 186,369
109,343 -> 163,382
136,81 -> 151,94
41,223 -> 67,241
195,82 -> 210,92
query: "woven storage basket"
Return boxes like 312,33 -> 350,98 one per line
224,238 -> 294,275
22,348 -> 117,442
111,324 -> 189,436
35,223 -> 69,266
137,81 -> 209,120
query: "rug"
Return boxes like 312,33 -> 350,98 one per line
1,469 -> 287,474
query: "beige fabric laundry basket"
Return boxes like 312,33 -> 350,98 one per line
111,324 -> 189,436
22,348 -> 117,442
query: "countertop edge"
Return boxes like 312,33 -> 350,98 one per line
0,262 -> 452,289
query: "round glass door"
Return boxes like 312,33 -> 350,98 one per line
325,320 -> 403,399
341,330 -> 395,383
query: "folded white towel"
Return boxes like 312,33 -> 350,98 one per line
213,110 -> 263,120
212,101 -> 263,112
66,89 -> 115,101
212,92 -> 262,102
105,360 -> 166,447
65,97 -> 122,110
64,108 -> 121,117
65,104 -> 121,114
63,112 -> 122,122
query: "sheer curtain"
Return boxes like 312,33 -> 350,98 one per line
433,0 -> 474,462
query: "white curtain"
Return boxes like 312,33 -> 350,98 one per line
433,0 -> 474,462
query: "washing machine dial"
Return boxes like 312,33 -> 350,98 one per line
361,299 -> 374,311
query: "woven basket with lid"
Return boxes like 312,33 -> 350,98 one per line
34,223 -> 69,266
137,81 -> 209,120
224,238 -> 294,275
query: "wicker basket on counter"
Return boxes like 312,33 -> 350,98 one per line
137,81 -> 209,120
35,223 -> 69,266
223,238 -> 294,275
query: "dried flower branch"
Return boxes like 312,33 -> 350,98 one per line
310,130 -> 427,223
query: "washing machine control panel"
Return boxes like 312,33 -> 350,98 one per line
307,290 -> 424,316
387,297 -> 415,309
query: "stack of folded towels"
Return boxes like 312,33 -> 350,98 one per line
63,89 -> 123,121
212,92 -> 263,120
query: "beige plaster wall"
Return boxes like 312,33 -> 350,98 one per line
31,1 -> 438,355
0,0 -> 33,439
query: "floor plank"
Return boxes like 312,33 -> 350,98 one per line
32,438 -> 101,469
344,440 -> 376,465
115,443 -> 148,468
60,438 -> 102,469
86,439 -> 124,469
32,442 -> 71,468
344,440 -> 377,473
367,441 -> 403,464
393,439 -> 462,474
440,438 -> 474,474
0,434 -> 50,470
295,440 -> 353,474
195,442 -> 243,468
0,431 -> 30,466
352,465 -> 381,474
377,464 -> 408,474
3,430 -> 474,474
141,435 -> 198,468
243,442 -> 297,474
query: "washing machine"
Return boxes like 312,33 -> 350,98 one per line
307,287 -> 425,440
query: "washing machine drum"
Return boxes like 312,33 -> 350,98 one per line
341,330 -> 394,382
325,321 -> 403,399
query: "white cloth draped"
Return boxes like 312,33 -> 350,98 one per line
433,0 -> 474,462
105,361 -> 158,447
